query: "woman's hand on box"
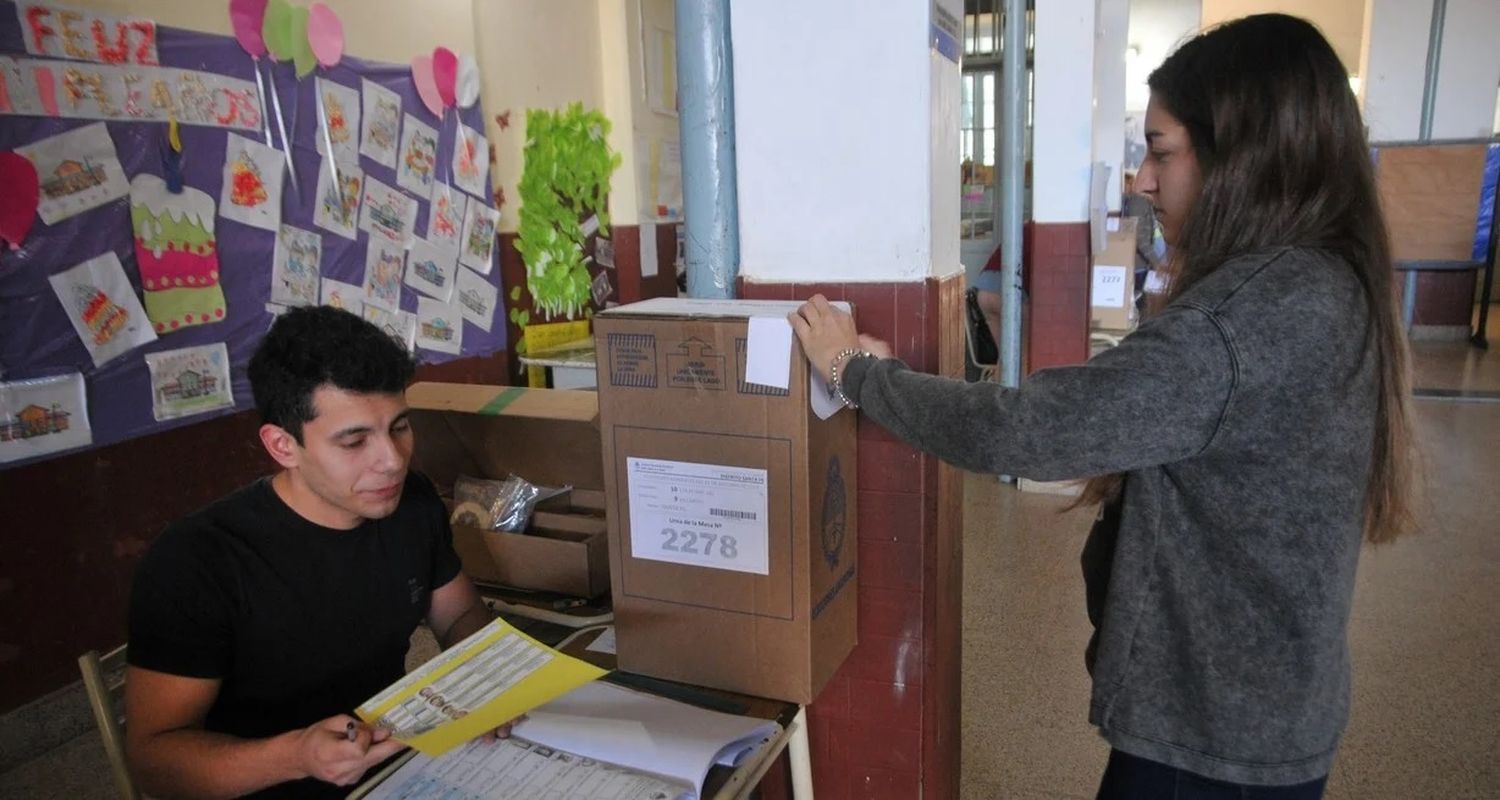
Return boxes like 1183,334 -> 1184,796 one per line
789,295 -> 891,381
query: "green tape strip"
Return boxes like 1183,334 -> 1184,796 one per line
477,387 -> 527,416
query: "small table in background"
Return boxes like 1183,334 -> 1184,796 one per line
517,339 -> 598,389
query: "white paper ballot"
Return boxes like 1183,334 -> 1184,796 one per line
745,316 -> 793,389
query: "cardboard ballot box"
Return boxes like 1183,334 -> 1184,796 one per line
1091,216 -> 1138,332
593,298 -> 859,704
406,383 -> 610,598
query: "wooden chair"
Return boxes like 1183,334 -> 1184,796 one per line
78,645 -> 141,800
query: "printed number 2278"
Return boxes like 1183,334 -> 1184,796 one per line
660,528 -> 739,560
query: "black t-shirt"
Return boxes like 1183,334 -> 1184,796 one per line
128,471 -> 461,799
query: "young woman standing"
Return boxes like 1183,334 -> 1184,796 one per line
791,15 -> 1414,798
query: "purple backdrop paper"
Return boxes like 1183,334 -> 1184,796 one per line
0,1 -> 506,469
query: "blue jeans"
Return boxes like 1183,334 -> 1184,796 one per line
1096,750 -> 1328,800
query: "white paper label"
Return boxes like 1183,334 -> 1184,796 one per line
1091,265 -> 1129,308
745,316 -> 793,390
639,223 -> 659,278
627,457 -> 769,575
1106,217 -> 1121,233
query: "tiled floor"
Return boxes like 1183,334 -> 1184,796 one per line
2,339 -> 1496,800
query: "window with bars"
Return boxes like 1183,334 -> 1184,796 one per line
959,0 -> 1034,249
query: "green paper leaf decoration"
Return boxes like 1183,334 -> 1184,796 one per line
515,103 -> 622,321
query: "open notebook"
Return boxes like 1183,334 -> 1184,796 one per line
357,680 -> 781,800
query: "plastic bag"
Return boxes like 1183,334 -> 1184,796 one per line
450,475 -> 568,532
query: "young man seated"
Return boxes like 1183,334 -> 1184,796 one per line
125,306 -> 493,799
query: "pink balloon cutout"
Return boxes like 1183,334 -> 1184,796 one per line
411,54 -> 443,117
0,152 -> 40,251
432,48 -> 458,108
306,3 -> 344,68
229,0 -> 269,57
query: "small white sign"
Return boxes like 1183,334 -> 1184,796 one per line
639,223 -> 659,278
627,457 -> 769,576
745,316 -> 792,390
1091,265 -> 1128,308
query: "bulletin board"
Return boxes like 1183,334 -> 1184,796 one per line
0,1 -> 506,469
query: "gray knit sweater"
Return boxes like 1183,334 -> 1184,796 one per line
842,246 -> 1377,785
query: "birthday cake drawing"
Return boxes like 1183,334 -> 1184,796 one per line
129,174 -> 226,333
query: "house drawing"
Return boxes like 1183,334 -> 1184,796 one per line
0,404 -> 71,442
41,158 -> 108,199
159,369 -> 219,402
413,259 -> 446,286
421,317 -> 455,342
459,288 -> 486,315
369,199 -> 404,232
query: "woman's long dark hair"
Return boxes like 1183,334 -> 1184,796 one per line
1080,14 -> 1415,543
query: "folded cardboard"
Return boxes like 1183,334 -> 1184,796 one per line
407,383 -> 610,598
1091,216 -> 1137,332
594,298 -> 859,704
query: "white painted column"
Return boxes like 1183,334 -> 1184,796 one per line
1033,0 -> 1098,223
1094,0 -> 1131,211
731,0 -> 960,282
1362,0 -> 1500,141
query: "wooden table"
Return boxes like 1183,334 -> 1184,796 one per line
349,611 -> 812,799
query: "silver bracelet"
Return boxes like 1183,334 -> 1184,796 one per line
829,348 -> 874,409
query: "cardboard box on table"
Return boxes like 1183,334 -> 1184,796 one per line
593,298 -> 859,704
1091,217 -> 1138,332
406,383 -> 610,598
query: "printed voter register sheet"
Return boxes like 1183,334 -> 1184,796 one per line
356,681 -> 780,800
355,617 -> 605,756
627,457 -> 770,575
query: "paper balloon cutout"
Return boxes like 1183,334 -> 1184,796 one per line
262,0 -> 292,61
230,0 -> 269,57
411,54 -> 443,117
455,54 -> 480,108
433,48 -> 458,108
0,152 -> 40,251
307,3 -> 344,67
289,5 -> 315,77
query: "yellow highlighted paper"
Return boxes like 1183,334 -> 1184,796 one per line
355,617 -> 605,757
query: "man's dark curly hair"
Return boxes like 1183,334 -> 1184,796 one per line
248,305 -> 417,443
